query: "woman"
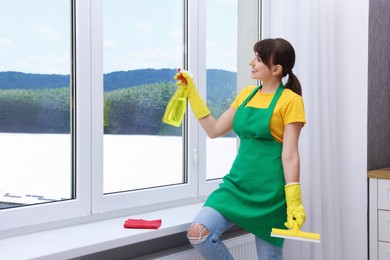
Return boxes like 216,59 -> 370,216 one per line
176,38 -> 306,260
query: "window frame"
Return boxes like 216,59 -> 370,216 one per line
92,0 -> 200,214
0,0 -> 91,233
0,0 -> 258,237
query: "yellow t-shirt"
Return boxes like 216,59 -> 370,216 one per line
231,85 -> 306,142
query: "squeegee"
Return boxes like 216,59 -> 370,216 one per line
271,220 -> 320,243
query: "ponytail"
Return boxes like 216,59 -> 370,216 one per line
285,71 -> 302,96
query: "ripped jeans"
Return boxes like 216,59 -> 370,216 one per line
187,206 -> 283,260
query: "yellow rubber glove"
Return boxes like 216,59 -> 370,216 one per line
174,69 -> 210,119
284,183 -> 306,229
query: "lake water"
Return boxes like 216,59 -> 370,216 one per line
0,134 -> 236,205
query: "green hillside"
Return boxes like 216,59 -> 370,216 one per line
0,69 -> 236,95
0,69 -> 237,135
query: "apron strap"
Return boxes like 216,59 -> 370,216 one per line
242,84 -> 284,111
242,86 -> 261,107
264,84 -> 284,120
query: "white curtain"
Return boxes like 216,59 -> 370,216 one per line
263,0 -> 369,259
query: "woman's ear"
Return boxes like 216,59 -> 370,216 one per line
272,65 -> 283,76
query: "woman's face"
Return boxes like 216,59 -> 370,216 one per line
249,53 -> 272,81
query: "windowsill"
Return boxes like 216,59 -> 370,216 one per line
0,203 -> 204,259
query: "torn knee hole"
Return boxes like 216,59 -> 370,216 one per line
187,223 -> 210,245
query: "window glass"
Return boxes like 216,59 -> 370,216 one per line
0,0 -> 73,209
103,0 -> 184,193
206,0 -> 238,180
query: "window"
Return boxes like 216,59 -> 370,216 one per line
205,0 -> 238,180
0,0 -> 252,236
103,0 -> 185,193
0,0 -> 73,209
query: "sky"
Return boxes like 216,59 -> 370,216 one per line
0,0 -> 237,74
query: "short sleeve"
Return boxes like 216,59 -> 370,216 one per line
282,95 -> 306,126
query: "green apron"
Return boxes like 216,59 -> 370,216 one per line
204,84 -> 286,247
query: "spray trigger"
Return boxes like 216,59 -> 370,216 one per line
177,68 -> 187,84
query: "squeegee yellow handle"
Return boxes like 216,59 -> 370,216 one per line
291,220 -> 300,233
271,220 -> 321,243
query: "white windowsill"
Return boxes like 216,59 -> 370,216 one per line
0,203 -> 203,260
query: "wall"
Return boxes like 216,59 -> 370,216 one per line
367,0 -> 390,170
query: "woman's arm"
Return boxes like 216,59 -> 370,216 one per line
282,122 -> 306,228
282,122 -> 303,183
198,106 -> 236,139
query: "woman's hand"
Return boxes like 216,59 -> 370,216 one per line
284,182 -> 306,229
173,69 -> 210,119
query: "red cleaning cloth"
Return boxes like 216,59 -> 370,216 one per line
123,219 -> 162,229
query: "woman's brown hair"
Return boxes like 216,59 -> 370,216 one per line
254,38 -> 302,96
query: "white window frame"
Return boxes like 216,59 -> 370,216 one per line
199,0 -> 261,196
0,0 -> 91,233
91,0 -> 198,214
0,0 -> 260,237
